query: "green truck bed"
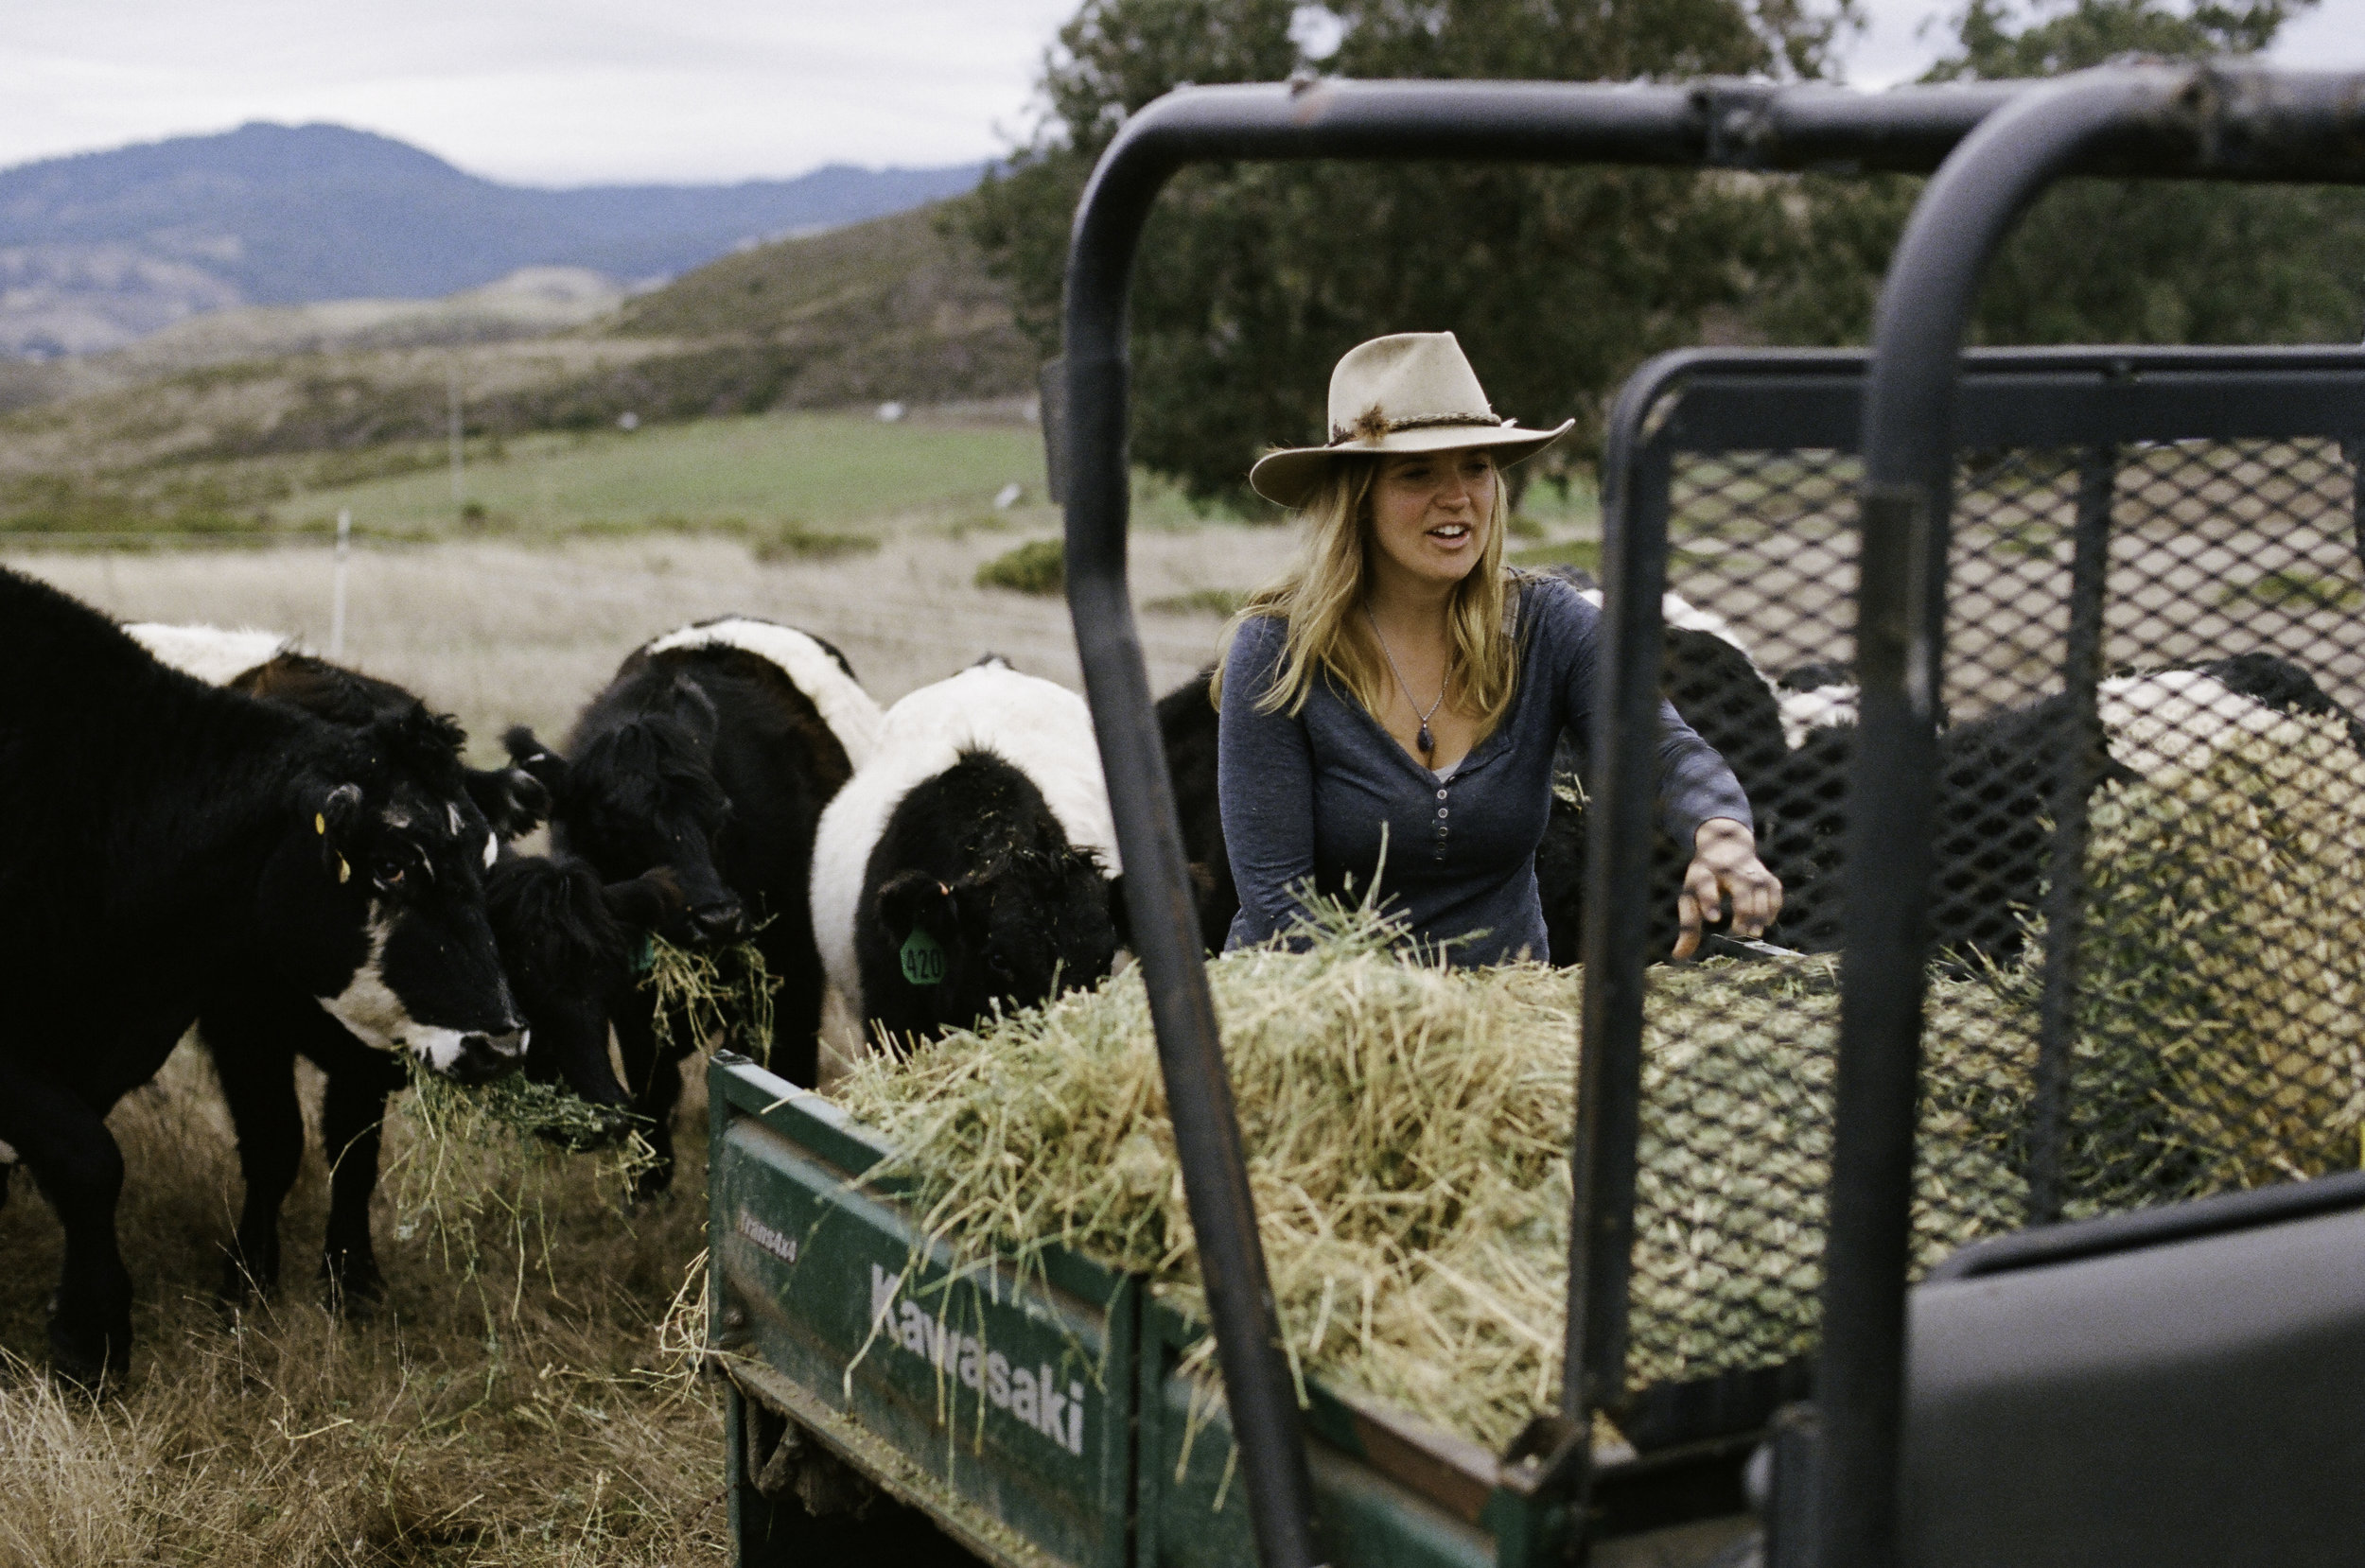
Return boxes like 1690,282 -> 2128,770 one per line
706,1054 -> 1736,1567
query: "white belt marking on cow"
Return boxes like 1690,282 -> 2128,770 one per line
647,618 -> 885,767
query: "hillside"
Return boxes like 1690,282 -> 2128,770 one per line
0,197 -> 1033,530
0,121 -> 982,358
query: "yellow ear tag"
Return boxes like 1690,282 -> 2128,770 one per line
315,813 -> 326,835
338,856 -> 351,883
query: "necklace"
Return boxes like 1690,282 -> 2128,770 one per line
1365,606 -> 1446,760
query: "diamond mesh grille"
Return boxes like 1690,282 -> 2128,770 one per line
1610,435 -> 2365,1395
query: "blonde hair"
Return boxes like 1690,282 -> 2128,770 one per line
1212,453 -> 1518,734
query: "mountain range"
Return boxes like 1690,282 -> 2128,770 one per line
0,122 -> 985,358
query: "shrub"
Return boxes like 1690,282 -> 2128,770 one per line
974,537 -> 1064,595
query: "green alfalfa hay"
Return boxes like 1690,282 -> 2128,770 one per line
387,1063 -> 658,1290
835,901 -> 2036,1453
2033,710 -> 2365,1204
380,935 -> 776,1291
645,934 -> 780,1062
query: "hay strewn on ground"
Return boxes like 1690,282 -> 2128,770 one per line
836,909 -> 2037,1452
0,1043 -> 724,1568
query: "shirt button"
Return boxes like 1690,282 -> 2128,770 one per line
1436,808 -> 1448,818
1435,789 -> 1446,800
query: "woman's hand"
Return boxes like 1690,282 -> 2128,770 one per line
1675,817 -> 1782,960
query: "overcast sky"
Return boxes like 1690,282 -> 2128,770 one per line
8,0 -> 2365,186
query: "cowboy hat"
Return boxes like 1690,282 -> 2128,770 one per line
1247,332 -> 1574,509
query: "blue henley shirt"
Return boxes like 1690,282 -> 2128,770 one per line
1217,570 -> 1754,966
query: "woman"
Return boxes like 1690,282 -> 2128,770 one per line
1216,331 -> 1780,965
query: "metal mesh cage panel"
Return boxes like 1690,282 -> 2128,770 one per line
1602,422 -> 2365,1400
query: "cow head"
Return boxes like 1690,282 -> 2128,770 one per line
485,854 -> 689,1136
867,846 -> 1126,1044
261,706 -> 527,1083
506,687 -> 745,944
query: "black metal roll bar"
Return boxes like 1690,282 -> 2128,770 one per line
1830,63 -> 2365,1568
1059,75 -> 2043,1568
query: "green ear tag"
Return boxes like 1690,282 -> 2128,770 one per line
629,934 -> 655,977
899,928 -> 945,986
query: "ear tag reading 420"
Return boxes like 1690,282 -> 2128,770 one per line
900,928 -> 945,986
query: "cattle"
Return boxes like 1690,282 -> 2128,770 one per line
1752,652 -> 2361,960
124,625 -> 571,1301
812,657 -> 1126,1050
514,616 -> 882,1196
0,570 -> 522,1381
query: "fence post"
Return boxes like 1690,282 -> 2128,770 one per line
329,508 -> 352,659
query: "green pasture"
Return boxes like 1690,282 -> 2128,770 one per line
268,407 -> 1224,538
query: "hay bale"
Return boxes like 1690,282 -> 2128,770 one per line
1630,958 -> 2032,1386
2058,712 -> 2365,1198
837,910 -> 2034,1451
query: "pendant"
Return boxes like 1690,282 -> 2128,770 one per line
1418,723 -> 1434,756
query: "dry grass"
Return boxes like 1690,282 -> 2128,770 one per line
4,526 -> 1285,754
0,1044 -> 723,1568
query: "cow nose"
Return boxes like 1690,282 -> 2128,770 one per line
449,1027 -> 527,1085
691,899 -> 746,942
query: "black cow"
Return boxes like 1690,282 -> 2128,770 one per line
0,570 -> 522,1381
122,630 -> 562,1302
812,658 -> 1127,1050
1747,653 -> 2358,959
514,617 -> 882,1195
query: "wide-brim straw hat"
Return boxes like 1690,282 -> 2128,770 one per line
1248,331 -> 1574,510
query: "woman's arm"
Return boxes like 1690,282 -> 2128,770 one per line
1533,577 -> 1782,955
1218,618 -> 1323,948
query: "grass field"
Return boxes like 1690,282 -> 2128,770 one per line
269,408 -> 1066,538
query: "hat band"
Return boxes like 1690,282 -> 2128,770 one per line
1325,409 -> 1508,446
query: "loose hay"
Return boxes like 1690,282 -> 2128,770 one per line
386,934 -> 779,1271
837,908 -> 2034,1452
647,934 -> 780,1062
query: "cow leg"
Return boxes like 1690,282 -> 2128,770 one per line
761,932 -> 825,1091
0,1058 -> 131,1384
611,985 -> 679,1199
207,1022 -> 303,1301
319,1061 -> 400,1306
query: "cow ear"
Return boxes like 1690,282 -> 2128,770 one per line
875,869 -> 958,945
603,866 -> 687,934
308,782 -> 366,881
465,763 -> 549,841
502,726 -> 571,800
668,676 -> 720,746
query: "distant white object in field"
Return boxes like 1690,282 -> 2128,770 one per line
618,410 -> 640,432
993,482 -> 1024,511
876,401 -> 906,423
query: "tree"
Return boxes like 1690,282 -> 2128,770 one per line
1752,0 -> 2365,349
973,0 -> 1849,507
